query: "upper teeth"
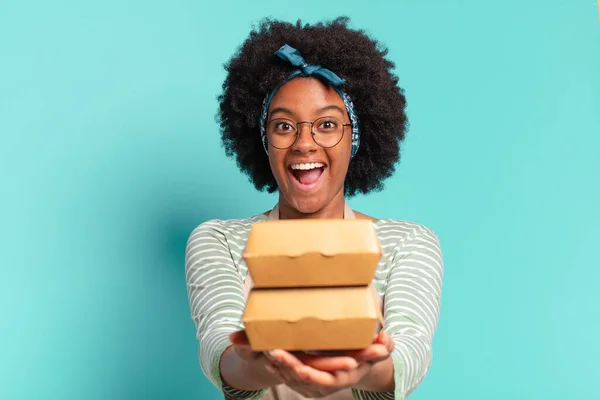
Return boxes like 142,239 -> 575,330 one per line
290,162 -> 324,170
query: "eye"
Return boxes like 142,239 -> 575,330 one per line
317,119 -> 338,131
275,121 -> 294,132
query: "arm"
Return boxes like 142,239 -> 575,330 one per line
353,225 -> 444,399
185,221 -> 278,399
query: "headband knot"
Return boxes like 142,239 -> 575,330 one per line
275,44 -> 345,86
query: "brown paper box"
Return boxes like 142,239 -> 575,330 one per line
243,219 -> 382,288
243,286 -> 384,351
241,219 -> 384,351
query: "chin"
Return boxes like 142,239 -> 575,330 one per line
290,197 -> 326,215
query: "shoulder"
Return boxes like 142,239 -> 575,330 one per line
374,218 -> 439,241
353,211 -> 439,241
187,214 -> 267,242
373,218 -> 442,261
185,214 -> 267,261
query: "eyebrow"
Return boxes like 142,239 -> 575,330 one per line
269,104 -> 346,119
316,105 -> 346,116
269,107 -> 295,118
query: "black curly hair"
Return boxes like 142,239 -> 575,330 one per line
217,16 -> 408,197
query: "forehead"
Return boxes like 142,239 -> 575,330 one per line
268,77 -> 345,112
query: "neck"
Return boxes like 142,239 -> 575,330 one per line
277,191 -> 346,220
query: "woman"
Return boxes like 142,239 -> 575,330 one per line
185,17 -> 443,400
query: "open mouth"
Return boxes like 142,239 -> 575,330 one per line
289,162 -> 325,187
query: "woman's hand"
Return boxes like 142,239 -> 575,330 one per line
265,332 -> 395,397
220,331 -> 281,390
228,330 -> 272,369
225,330 -> 363,388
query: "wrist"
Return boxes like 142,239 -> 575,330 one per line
353,357 -> 395,392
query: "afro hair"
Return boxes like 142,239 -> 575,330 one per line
217,16 -> 408,197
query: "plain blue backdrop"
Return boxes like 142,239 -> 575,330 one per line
1,0 -> 599,399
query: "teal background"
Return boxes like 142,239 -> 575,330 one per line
1,0 -> 599,398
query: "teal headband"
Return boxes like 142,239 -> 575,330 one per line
259,44 -> 360,157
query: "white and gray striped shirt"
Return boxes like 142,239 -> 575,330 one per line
185,212 -> 443,400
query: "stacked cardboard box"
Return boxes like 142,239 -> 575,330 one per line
242,219 -> 384,352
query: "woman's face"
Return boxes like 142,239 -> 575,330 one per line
266,77 -> 353,214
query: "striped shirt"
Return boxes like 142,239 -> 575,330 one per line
185,212 -> 443,400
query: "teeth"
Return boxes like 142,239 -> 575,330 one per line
290,162 -> 325,170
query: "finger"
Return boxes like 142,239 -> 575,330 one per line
229,330 -> 250,346
272,362 -> 301,384
267,351 -> 307,384
260,354 -> 294,381
330,369 -> 352,388
264,363 -> 277,374
233,346 -> 250,359
294,365 -> 338,387
364,344 -> 390,361
380,331 -> 391,347
373,331 -> 392,354
263,351 -> 277,364
344,344 -> 388,358
374,331 -> 395,354
232,343 -> 258,361
269,350 -> 304,368
386,335 -> 395,353
344,344 -> 390,363
332,365 -> 370,388
295,353 -> 359,371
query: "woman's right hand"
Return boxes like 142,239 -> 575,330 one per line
228,330 -> 278,374
220,331 -> 281,391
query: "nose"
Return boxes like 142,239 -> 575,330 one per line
292,122 -> 317,153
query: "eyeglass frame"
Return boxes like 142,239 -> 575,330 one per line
264,116 -> 353,150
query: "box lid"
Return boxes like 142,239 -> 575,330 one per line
243,219 -> 382,288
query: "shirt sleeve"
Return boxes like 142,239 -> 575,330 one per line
185,220 -> 267,400
352,225 -> 444,400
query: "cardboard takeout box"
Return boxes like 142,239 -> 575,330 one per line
243,219 -> 382,288
243,286 -> 384,351
241,219 -> 384,352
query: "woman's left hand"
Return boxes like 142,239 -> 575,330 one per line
266,332 -> 394,398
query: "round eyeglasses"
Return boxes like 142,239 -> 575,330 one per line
265,116 -> 352,150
